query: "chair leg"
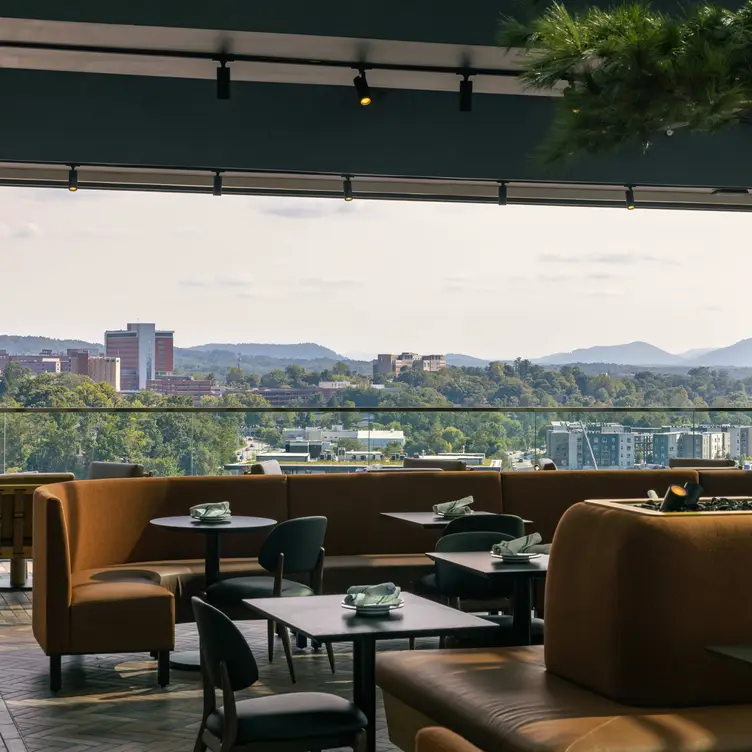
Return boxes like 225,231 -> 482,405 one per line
157,650 -> 170,687
50,654 -> 61,693
267,620 -> 275,663
325,642 -> 336,674
279,625 -> 296,683
409,637 -> 416,650
193,730 -> 207,752
353,728 -> 368,752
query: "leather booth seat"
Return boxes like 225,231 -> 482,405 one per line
377,494 -> 752,752
34,467 -> 752,689
378,648 -> 752,752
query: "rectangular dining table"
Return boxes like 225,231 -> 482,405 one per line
243,592 -> 496,752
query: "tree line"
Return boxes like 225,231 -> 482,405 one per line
2,359 -> 751,474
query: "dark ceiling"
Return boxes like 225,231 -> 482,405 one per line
0,1 -> 749,209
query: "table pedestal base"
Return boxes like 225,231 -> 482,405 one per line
169,650 -> 201,671
353,638 -> 377,752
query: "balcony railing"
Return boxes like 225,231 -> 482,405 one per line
1,405 -> 750,477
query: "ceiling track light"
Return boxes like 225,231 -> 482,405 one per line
213,171 -> 223,196
353,70 -> 371,106
343,176 -> 354,201
498,181 -> 508,206
67,165 -> 78,192
459,74 -> 473,112
216,56 -> 231,100
625,186 -> 635,210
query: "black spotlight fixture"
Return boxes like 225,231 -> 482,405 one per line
68,165 -> 78,192
459,74 -> 473,112
213,171 -> 223,196
353,70 -> 371,106
217,57 -> 231,100
625,186 -> 635,210
343,176 -> 354,201
661,484 -> 687,512
498,181 -> 508,206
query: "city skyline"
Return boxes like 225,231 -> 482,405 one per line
0,186 -> 746,359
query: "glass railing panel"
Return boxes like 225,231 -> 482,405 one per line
0,406 -> 751,477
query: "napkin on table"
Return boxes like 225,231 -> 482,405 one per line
492,532 -> 542,556
433,496 -> 474,516
189,501 -> 231,520
344,582 -> 401,607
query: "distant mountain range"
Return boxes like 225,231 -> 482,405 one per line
4,334 -> 752,371
535,339 -> 752,367
0,335 -> 102,354
187,342 -> 341,360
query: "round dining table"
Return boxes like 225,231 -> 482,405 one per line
150,514 -> 277,669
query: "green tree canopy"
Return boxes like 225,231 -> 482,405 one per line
500,1 -> 752,161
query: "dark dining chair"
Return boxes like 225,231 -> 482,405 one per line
192,598 -> 367,752
205,516 -> 334,682
442,513 -> 526,538
411,530 -> 515,650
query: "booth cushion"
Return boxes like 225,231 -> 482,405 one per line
500,469 -> 699,542
377,647 -> 752,752
70,571 -> 174,654
287,472 -> 502,556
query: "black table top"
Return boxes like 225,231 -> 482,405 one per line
150,515 -> 276,533
427,551 -> 549,576
381,511 -> 533,528
242,592 -> 497,642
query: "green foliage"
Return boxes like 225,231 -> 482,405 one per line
0,371 -> 273,476
500,1 -> 752,160
2,357 -> 752,472
335,437 -> 366,452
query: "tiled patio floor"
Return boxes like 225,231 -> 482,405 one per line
0,584 -> 430,752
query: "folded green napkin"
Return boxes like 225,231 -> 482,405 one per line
344,582 -> 401,607
189,501 -> 231,520
433,496 -> 474,515
492,533 -> 542,556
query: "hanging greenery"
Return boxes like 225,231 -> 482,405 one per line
499,1 -> 752,161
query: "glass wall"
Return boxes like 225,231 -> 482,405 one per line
1,407 -> 750,477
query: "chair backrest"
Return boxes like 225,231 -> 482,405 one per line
247,460 -> 284,475
404,457 -> 465,471
536,458 -> 557,471
668,458 -> 736,469
258,516 -> 328,574
192,597 -> 259,691
89,461 -> 146,479
434,531 -> 513,594
443,513 -> 525,538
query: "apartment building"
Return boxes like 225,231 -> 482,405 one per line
373,352 -> 447,376
546,422 -> 635,469
105,323 -> 174,391
728,426 -> 752,459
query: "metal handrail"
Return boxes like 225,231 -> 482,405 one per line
0,406 -> 747,414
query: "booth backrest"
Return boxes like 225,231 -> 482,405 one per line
545,500 -> 752,706
668,458 -> 737,468
36,476 -> 288,572
500,469 -> 700,542
287,471 -> 502,556
697,469 -> 752,497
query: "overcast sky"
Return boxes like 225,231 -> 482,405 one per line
0,187 -> 745,360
